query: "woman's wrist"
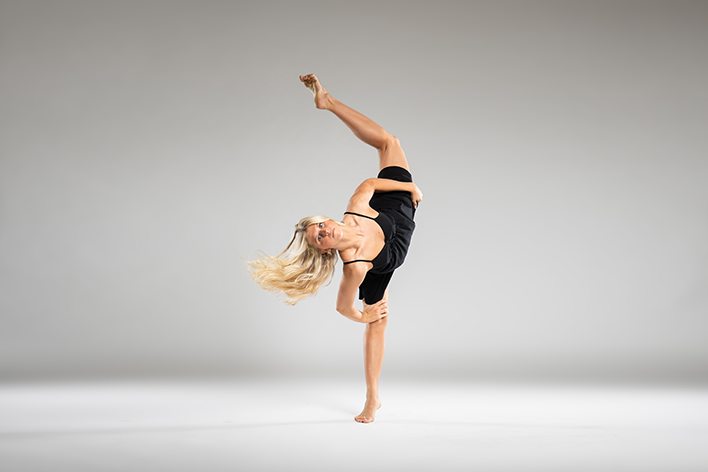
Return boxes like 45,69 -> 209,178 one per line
356,310 -> 366,323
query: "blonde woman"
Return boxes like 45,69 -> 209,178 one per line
248,74 -> 421,423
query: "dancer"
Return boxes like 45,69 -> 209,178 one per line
248,74 -> 421,423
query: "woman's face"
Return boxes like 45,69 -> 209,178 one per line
306,220 -> 340,253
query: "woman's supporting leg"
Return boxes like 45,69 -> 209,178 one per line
355,293 -> 389,423
300,74 -> 410,172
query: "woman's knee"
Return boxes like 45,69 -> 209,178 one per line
378,136 -> 409,171
383,135 -> 399,150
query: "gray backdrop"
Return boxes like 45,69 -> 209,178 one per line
1,0 -> 706,383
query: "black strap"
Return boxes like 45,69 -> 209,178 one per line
342,259 -> 373,265
344,211 -> 377,221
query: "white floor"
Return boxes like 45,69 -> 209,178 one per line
1,378 -> 707,472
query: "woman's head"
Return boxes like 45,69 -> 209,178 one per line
302,216 -> 347,254
246,215 -> 345,305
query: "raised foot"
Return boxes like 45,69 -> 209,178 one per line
354,398 -> 382,423
299,73 -> 333,110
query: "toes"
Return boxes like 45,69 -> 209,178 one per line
355,414 -> 374,423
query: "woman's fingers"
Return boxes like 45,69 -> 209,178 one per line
378,301 -> 388,315
364,299 -> 388,322
365,300 -> 389,323
410,187 -> 422,209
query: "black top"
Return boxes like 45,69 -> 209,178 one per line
341,166 -> 416,304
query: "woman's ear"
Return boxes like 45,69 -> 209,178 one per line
322,248 -> 331,255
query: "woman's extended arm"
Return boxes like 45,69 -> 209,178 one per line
336,263 -> 388,323
347,178 -> 423,211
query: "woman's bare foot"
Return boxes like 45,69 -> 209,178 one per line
354,397 -> 382,423
299,73 -> 333,110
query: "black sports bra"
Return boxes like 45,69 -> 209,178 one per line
341,211 -> 382,265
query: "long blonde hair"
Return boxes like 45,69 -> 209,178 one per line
247,216 -> 347,305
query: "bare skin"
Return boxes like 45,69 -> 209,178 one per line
356,296 -> 388,423
300,73 -> 333,110
300,74 -> 411,423
299,74 -> 410,171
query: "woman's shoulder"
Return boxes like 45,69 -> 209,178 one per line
343,208 -> 379,221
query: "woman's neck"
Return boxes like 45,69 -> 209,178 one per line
334,222 -> 364,253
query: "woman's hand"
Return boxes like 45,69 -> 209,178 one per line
409,183 -> 423,209
362,299 -> 388,323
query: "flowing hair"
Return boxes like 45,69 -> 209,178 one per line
246,216 -> 347,305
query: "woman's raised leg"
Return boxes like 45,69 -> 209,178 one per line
300,74 -> 409,172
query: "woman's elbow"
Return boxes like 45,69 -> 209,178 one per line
336,301 -> 357,316
355,179 -> 375,195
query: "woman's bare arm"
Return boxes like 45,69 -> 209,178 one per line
336,264 -> 388,323
346,178 -> 422,212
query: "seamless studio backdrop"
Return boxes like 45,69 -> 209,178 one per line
1,0 -> 707,385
